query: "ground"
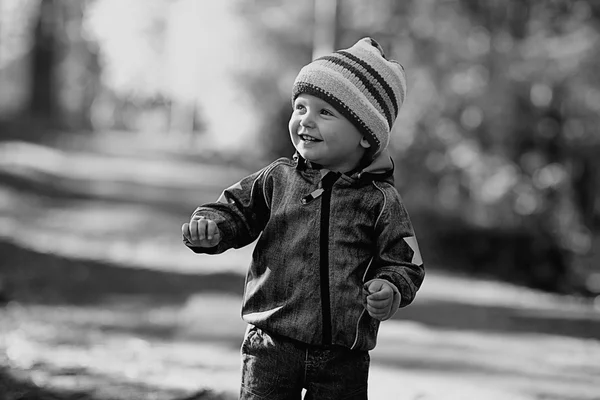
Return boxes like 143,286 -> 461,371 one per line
0,132 -> 599,400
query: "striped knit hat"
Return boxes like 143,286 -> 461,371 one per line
292,37 -> 407,159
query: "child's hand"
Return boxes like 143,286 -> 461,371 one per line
182,216 -> 222,248
364,279 -> 397,321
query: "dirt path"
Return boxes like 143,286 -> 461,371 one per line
2,238 -> 599,399
1,136 -> 599,399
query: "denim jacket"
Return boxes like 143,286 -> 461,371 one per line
184,150 -> 425,351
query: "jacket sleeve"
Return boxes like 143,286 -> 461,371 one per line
369,185 -> 425,308
183,162 -> 275,254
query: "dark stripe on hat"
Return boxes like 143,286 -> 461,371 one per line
293,82 -> 381,152
337,50 -> 399,118
317,55 -> 393,129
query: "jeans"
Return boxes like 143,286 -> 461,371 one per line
240,325 -> 370,399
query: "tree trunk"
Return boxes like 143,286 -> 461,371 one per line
312,0 -> 339,59
30,0 -> 57,120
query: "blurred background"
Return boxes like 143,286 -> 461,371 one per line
1,1 -> 599,399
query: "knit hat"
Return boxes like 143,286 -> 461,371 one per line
292,37 -> 407,159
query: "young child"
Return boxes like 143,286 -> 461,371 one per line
182,37 -> 424,399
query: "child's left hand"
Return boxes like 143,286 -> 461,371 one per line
364,279 -> 397,321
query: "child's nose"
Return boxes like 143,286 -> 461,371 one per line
300,112 -> 316,128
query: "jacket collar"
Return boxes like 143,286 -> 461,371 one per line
293,150 -> 395,185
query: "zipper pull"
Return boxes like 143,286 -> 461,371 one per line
301,188 -> 325,204
301,172 -> 340,205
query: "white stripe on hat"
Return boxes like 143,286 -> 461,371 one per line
297,63 -> 390,148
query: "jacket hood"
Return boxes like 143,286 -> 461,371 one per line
293,149 -> 395,185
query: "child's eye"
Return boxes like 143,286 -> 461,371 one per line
321,109 -> 334,116
295,104 -> 306,112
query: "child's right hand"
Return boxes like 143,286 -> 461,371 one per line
182,216 -> 222,247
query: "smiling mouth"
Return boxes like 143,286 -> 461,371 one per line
299,134 -> 322,142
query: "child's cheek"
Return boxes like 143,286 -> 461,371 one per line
288,118 -> 299,134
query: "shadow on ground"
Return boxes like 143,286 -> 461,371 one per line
0,241 -> 245,306
2,240 -> 599,341
396,298 -> 600,340
0,366 -> 227,400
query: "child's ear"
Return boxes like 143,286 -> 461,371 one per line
360,137 -> 371,149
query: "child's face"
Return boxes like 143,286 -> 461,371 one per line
289,94 -> 370,172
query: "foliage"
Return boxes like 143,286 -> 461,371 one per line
234,0 -> 600,294
0,0 -> 598,294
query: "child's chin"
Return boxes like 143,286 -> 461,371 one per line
295,148 -> 309,159
300,153 -> 319,163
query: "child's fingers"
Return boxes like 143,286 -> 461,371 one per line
364,279 -> 394,297
199,218 -> 210,241
367,296 -> 391,308
189,219 -> 199,242
367,297 -> 392,319
366,288 -> 393,301
365,280 -> 385,293
206,220 -> 219,240
366,305 -> 389,320
185,216 -> 221,247
182,223 -> 191,240
367,300 -> 392,319
194,217 -> 212,241
365,284 -> 393,320
189,217 -> 204,242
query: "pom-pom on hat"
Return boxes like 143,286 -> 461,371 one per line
292,37 -> 407,159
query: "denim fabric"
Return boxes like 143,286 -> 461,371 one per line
240,325 -> 369,400
185,153 -> 425,350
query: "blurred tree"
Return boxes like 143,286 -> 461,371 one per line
2,0 -> 597,294
312,0 -> 340,59
234,0 -> 599,295
0,0 -> 39,126
54,0 -> 101,131
30,0 -> 57,121
231,0 -> 315,160
0,0 -> 100,135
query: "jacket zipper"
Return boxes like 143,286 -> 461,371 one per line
318,172 -> 340,345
